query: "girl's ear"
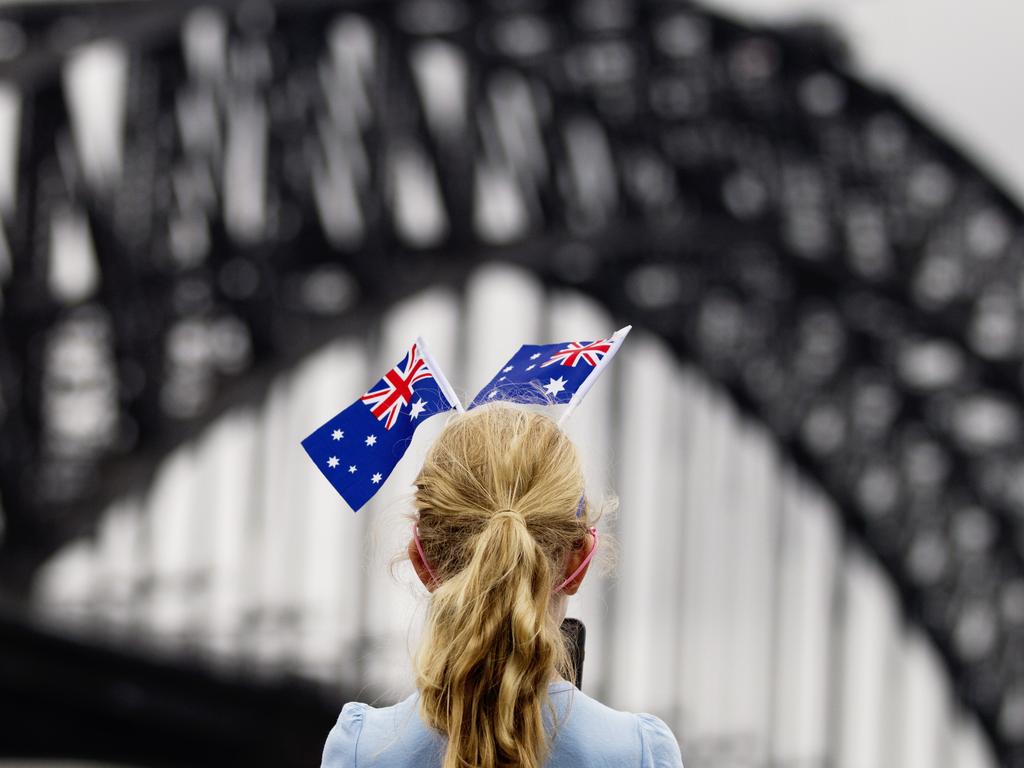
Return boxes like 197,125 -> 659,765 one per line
408,537 -> 438,592
559,530 -> 595,595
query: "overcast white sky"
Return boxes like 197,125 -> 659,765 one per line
703,0 -> 1024,208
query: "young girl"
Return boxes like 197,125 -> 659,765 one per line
320,403 -> 684,767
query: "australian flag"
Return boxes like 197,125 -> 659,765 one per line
302,338 -> 460,511
469,326 -> 631,413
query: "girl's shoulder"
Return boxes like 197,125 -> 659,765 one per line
547,683 -> 683,768
636,711 -> 685,767
320,701 -> 367,767
321,692 -> 444,768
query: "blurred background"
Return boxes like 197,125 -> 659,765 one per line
0,0 -> 1022,766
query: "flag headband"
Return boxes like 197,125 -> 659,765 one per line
301,325 -> 631,512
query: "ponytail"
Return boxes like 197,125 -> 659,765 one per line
412,405 -> 590,768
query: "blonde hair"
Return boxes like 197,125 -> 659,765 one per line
412,403 -> 592,768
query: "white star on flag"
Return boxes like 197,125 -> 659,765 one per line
327,456 -> 339,468
503,365 -> 513,372
529,353 -> 541,360
543,376 -> 568,396
488,390 -> 498,399
365,434 -> 377,446
348,465 -> 357,474
332,429 -> 344,441
409,398 -> 427,420
526,364 -> 535,371
371,472 -> 382,484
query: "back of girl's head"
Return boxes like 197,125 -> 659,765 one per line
412,402 -> 592,768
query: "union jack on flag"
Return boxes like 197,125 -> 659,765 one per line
468,326 -> 631,419
539,339 -> 614,368
301,338 -> 461,512
360,342 -> 437,430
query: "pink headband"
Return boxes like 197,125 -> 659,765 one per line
553,527 -> 599,594
413,524 -> 599,595
413,523 -> 440,588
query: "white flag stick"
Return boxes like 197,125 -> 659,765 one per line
416,335 -> 465,413
557,325 -> 632,426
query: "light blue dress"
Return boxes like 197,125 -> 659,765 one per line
320,680 -> 684,767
